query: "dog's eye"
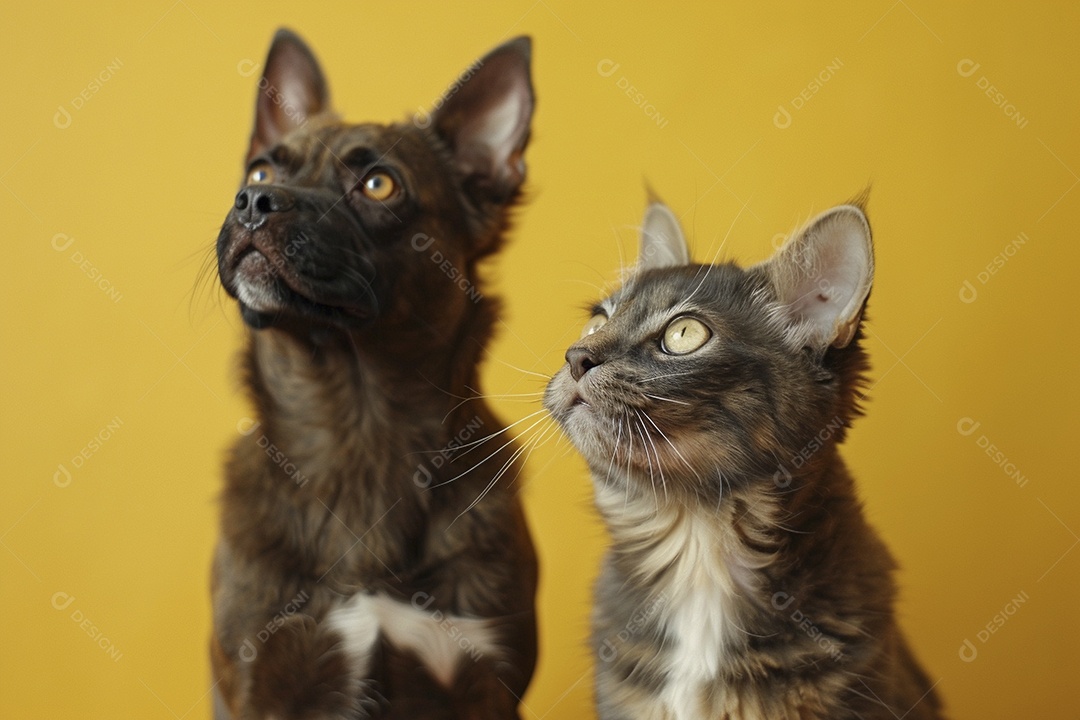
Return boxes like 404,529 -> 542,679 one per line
661,317 -> 711,355
360,171 -> 397,202
247,163 -> 274,185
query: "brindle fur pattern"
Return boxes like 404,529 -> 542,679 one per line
211,30 -> 537,719
545,200 -> 945,719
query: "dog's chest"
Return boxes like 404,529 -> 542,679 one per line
325,593 -> 500,688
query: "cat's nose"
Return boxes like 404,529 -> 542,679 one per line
567,346 -> 603,381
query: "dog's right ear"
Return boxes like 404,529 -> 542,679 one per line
432,37 -> 534,204
247,29 -> 330,164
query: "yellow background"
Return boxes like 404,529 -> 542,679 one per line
2,1 -> 1077,717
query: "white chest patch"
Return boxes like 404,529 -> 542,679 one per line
594,484 -> 763,720
324,593 -> 500,688
659,516 -> 743,720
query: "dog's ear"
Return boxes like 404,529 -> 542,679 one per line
432,37 -> 534,203
247,29 -> 330,164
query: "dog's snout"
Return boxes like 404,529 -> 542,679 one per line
234,186 -> 293,231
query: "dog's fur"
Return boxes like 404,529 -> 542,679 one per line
210,29 -> 538,719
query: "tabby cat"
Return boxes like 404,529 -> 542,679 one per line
544,199 -> 944,719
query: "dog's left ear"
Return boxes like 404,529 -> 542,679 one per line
432,37 -> 534,203
247,28 -> 330,164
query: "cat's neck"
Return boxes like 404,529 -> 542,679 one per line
591,449 -> 865,609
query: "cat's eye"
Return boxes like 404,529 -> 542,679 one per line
662,317 -> 711,355
581,314 -> 608,338
246,163 -> 274,185
360,171 -> 397,201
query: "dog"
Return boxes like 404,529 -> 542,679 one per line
210,28 -> 538,719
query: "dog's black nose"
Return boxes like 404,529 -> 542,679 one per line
567,346 -> 603,382
234,186 -> 293,231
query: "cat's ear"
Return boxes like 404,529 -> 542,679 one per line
638,201 -> 690,271
432,37 -> 534,203
248,29 -> 331,164
762,205 -> 874,350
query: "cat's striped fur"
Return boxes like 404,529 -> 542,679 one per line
545,199 -> 944,719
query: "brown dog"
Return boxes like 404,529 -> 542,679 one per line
210,29 -> 537,719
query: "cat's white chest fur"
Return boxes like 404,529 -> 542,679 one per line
596,485 -> 764,720
325,593 -> 500,687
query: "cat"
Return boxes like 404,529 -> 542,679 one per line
544,198 -> 945,719
210,29 -> 538,718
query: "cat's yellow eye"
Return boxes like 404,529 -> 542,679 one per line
360,171 -> 397,201
581,313 -> 608,338
662,317 -> 711,355
246,163 -> 274,185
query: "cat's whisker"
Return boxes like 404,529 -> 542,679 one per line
639,410 -> 695,476
438,407 -> 549,456
604,417 -> 624,489
638,370 -> 695,384
685,194 -> 754,306
641,393 -> 690,407
635,410 -> 668,503
453,417 -> 559,523
439,388 -> 546,424
486,355 -> 553,381
632,418 -> 662,510
420,410 -> 549,475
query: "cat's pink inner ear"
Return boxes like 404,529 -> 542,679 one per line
769,206 -> 874,349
